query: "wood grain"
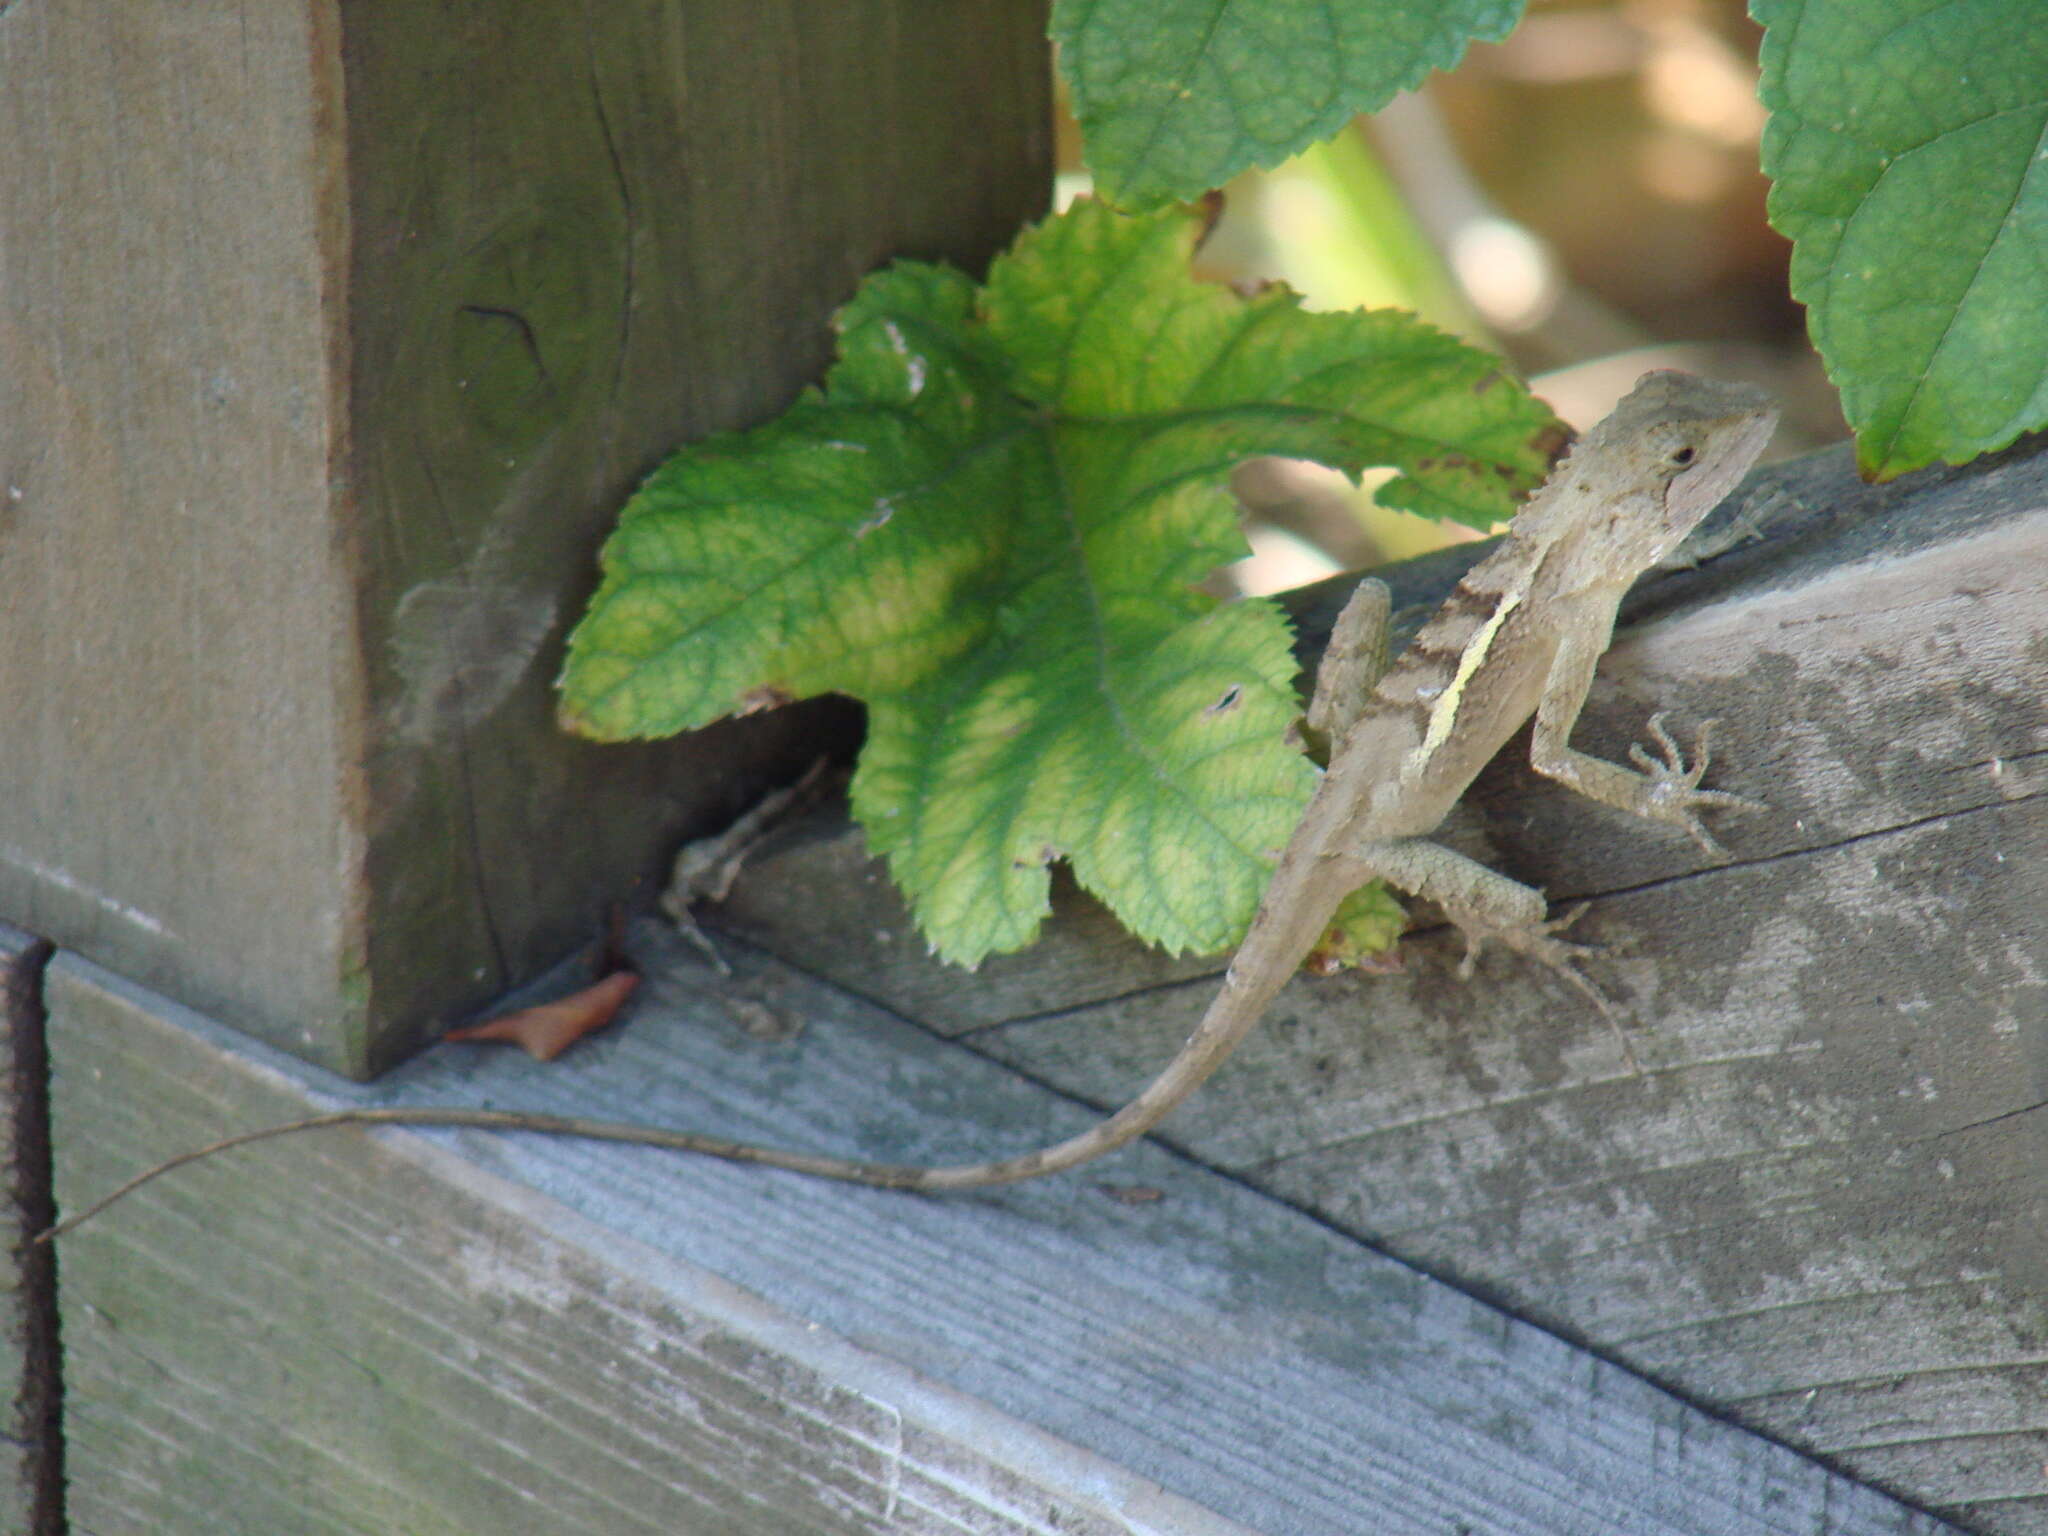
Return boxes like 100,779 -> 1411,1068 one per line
784,437 -> 2039,1534
47,938 -> 1950,1534
0,0 -> 1045,1078
699,435 -> 2047,1531
0,2 -> 363,1062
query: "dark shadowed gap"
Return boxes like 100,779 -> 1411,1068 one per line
5,938 -> 66,1534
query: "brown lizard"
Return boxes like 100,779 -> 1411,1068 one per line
43,370 -> 1777,1236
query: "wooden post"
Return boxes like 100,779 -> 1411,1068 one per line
0,0 -> 1050,1078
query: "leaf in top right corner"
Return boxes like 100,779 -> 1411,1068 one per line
1755,0 -> 2048,479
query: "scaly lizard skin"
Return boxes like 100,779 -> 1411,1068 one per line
46,371 -> 1778,1236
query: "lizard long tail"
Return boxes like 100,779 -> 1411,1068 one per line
44,853 -> 1355,1240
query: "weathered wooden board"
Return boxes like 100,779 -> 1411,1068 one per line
0,922 -> 59,1535
47,941 -> 1951,1535
0,0 -> 1045,1078
714,437 -> 2048,1532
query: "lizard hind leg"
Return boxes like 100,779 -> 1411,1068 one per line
1453,899 -> 1594,984
1451,899 -> 1639,1070
1356,836 -> 1638,1067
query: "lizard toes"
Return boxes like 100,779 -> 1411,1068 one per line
1679,817 -> 1730,860
1544,900 -> 1593,937
1695,786 -> 1768,814
1481,905 -> 1600,974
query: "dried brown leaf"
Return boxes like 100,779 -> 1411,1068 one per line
444,970 -> 639,1062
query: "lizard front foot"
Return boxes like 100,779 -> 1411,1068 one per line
1628,714 -> 1764,859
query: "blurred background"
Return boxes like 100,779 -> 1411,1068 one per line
1054,0 -> 1838,595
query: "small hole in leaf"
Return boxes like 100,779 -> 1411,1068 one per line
1206,685 -> 1243,715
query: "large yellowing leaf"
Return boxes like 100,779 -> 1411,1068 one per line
561,201 -> 1559,964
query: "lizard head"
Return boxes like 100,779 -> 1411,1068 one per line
1507,370 -> 1778,595
1598,370 -> 1779,569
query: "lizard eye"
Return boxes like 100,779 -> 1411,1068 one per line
1668,444 -> 1697,467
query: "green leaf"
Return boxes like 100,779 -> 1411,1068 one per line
1756,0 -> 2048,478
561,200 -> 1560,965
1311,884 -> 1409,972
1055,0 -> 1526,211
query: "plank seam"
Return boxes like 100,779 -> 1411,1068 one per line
4,934 -> 65,1535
